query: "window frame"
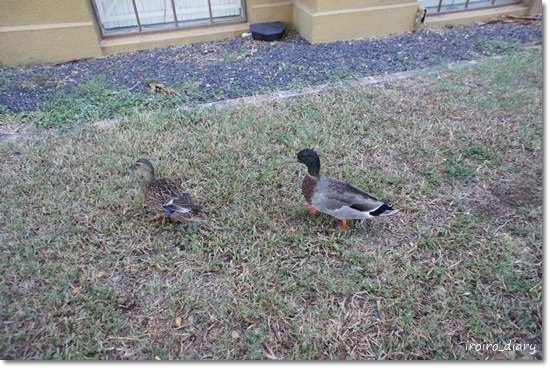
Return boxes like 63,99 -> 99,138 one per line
420,0 -> 522,15
89,0 -> 248,38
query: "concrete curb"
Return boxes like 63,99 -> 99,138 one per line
177,59 -> 489,112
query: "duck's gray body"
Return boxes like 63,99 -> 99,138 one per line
297,149 -> 398,228
305,174 -> 398,221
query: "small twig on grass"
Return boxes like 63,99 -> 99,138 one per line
126,80 -> 142,92
493,219 -> 513,235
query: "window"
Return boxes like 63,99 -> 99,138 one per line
419,0 -> 521,14
92,0 -> 246,36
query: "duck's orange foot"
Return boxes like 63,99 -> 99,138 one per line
339,220 -> 349,230
307,205 -> 318,213
147,213 -> 161,222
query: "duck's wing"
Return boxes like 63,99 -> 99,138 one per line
317,178 -> 393,214
154,178 -> 203,214
163,195 -> 203,214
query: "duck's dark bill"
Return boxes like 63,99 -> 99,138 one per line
129,165 -> 137,170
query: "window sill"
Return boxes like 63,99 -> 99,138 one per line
99,21 -> 250,55
424,3 -> 528,27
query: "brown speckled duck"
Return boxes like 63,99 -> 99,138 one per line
129,158 -> 206,223
292,149 -> 398,230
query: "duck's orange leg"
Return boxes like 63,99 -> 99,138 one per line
340,220 -> 348,230
147,213 -> 161,222
307,205 -> 318,213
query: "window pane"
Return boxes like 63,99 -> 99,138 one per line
93,0 -> 245,35
419,0 -> 520,13
95,0 -> 139,33
176,0 -> 211,24
212,0 -> 244,23
135,0 -> 176,30
466,0 -> 520,10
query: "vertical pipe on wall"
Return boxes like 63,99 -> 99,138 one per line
171,0 -> 179,27
207,0 -> 214,24
130,0 -> 142,31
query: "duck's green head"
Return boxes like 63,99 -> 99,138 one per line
296,148 -> 321,177
129,158 -> 155,176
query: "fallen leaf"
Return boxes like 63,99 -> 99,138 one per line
72,287 -> 80,294
164,87 -> 180,96
149,82 -> 165,92
175,317 -> 183,327
118,295 -> 136,310
97,271 -> 106,278
505,14 -> 541,21
231,330 -> 240,339
477,14 -> 541,26
148,82 -> 181,96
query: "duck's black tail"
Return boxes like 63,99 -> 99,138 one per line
370,204 -> 399,217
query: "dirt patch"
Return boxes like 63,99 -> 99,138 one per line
0,134 -> 19,144
468,152 -> 542,218
488,154 -> 542,208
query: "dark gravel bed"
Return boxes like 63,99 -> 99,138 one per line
0,22 -> 542,114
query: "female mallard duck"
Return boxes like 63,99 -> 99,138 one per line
292,149 -> 398,230
129,158 -> 206,223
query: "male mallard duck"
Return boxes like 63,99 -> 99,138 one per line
129,158 -> 206,222
291,149 -> 398,230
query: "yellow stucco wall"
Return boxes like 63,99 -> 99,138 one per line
0,0 -> 93,26
523,0 -> 543,13
0,23 -> 103,65
294,0 -> 419,44
246,0 -> 294,25
0,0 -> 103,65
0,0 -> 543,65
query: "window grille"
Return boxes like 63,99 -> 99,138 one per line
92,0 -> 246,36
419,0 -> 521,14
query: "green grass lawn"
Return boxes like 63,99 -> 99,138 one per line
0,49 -> 542,360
